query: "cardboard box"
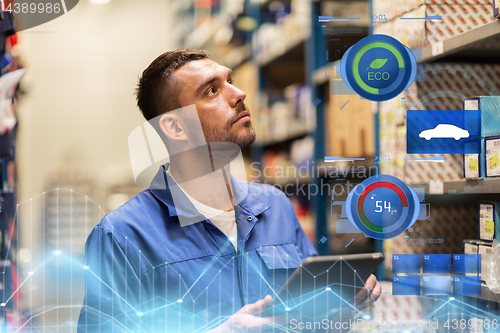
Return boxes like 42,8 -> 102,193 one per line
479,244 -> 492,282
464,96 -> 500,137
325,94 -> 374,158
464,153 -> 481,179
485,137 -> 500,177
464,240 -> 491,280
464,240 -> 479,255
479,203 -> 495,241
494,203 -> 500,242
462,97 -> 500,179
464,240 -> 479,277
464,138 -> 485,179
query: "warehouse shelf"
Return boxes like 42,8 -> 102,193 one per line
184,19 -> 224,49
262,175 -> 311,186
312,63 -> 337,86
222,45 -> 251,70
255,28 -> 309,66
312,66 -> 326,85
422,178 -> 500,195
254,123 -> 314,147
443,178 -> 500,195
313,21 -> 500,84
316,158 -> 376,178
421,20 -> 500,63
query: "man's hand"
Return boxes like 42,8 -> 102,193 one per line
329,275 -> 382,332
354,274 -> 382,311
208,295 -> 285,333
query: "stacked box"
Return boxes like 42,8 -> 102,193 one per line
406,64 -> 500,112
464,240 -> 480,277
378,64 -> 500,185
470,202 -> 500,282
486,137 -> 500,177
469,96 -> 500,137
373,0 -> 493,22
463,97 -> 500,179
325,93 -> 375,158
479,244 -> 493,282
374,3 -> 495,48
494,203 -> 500,242
464,240 -> 479,255
464,239 -> 491,281
479,203 -> 495,241
464,145 -> 483,179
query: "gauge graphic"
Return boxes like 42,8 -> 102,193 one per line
340,34 -> 417,102
346,175 -> 420,239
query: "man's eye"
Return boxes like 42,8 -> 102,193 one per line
206,87 -> 217,96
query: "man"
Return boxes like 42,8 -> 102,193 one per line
77,49 -> 381,333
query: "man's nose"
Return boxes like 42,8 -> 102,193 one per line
228,83 -> 246,108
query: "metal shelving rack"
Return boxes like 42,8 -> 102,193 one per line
439,179 -> 500,195
308,0 -> 327,255
383,17 -> 500,302
419,19 -> 500,303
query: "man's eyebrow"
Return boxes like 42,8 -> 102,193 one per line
195,77 -> 217,96
195,68 -> 233,96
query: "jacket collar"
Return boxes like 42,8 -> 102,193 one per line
149,163 -> 270,219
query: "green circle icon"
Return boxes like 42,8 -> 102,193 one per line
353,42 -> 404,94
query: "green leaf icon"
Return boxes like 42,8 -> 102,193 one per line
367,58 -> 388,70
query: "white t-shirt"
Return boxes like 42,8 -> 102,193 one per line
168,170 -> 238,251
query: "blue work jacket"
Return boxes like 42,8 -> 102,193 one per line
77,164 -> 318,333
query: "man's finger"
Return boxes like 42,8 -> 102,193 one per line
360,275 -> 378,298
371,281 -> 382,301
240,295 -> 273,315
356,275 -> 381,305
364,274 -> 377,290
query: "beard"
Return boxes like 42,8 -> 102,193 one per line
201,103 -> 256,149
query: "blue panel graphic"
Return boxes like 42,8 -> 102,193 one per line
407,109 -> 481,154
393,254 -> 420,273
453,254 -> 481,274
423,254 -> 451,274
453,276 -> 481,296
393,276 -> 420,295
423,276 -> 451,295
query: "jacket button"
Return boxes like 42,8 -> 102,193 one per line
247,216 -> 253,221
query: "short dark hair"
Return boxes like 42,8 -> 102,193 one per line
135,49 -> 210,121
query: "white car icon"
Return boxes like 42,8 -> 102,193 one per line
419,124 -> 470,141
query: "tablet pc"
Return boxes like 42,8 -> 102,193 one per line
260,252 -> 384,320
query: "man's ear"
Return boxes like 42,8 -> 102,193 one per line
158,113 -> 188,142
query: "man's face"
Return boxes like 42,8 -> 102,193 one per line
175,59 -> 256,149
